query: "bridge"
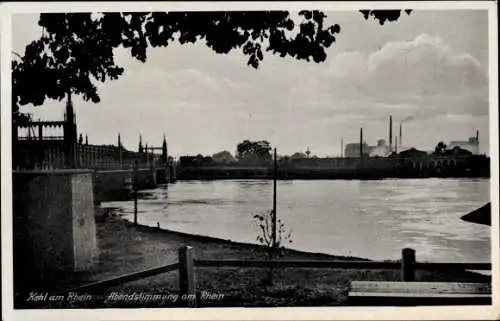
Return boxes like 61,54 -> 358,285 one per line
13,93 -> 177,205
12,93 -> 488,181
12,93 -> 176,178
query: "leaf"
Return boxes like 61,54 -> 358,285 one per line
257,48 -> 263,61
15,10 -> 379,109
300,11 -> 313,20
359,10 -> 410,25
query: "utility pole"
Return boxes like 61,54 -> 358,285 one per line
389,115 -> 393,154
360,128 -> 363,158
272,147 -> 277,249
133,159 -> 138,225
118,133 -> 123,168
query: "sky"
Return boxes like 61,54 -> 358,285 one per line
11,10 -> 490,157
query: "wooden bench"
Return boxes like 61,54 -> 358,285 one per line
347,281 -> 492,306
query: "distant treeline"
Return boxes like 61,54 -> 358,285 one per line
175,140 -> 489,180
176,154 -> 490,180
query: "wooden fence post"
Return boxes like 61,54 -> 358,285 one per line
401,248 -> 416,281
178,246 -> 197,307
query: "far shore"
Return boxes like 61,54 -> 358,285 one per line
173,172 -> 490,181
16,208 -> 491,309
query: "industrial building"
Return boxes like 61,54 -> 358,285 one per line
449,131 -> 480,155
341,115 -> 481,158
344,142 -> 371,158
344,116 -> 406,158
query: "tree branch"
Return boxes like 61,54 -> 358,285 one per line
11,51 -> 23,60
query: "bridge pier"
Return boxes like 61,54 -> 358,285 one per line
13,169 -> 98,286
169,160 -> 177,183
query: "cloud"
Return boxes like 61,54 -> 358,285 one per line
326,51 -> 368,77
366,34 -> 486,97
102,62 -> 251,113
366,33 -> 486,96
99,32 -> 488,134
289,33 -> 488,124
11,13 -> 490,156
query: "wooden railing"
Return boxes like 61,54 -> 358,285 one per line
63,263 -> 180,294
60,246 -> 491,308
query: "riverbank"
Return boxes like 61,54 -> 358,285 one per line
21,208 -> 491,309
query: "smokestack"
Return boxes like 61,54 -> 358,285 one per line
389,115 -> 393,153
399,123 -> 402,148
341,138 -> 344,157
476,130 -> 479,154
360,128 -> 363,158
395,136 -> 398,154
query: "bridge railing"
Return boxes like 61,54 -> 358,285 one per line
75,144 -> 124,169
17,136 -> 65,141
13,141 -> 166,171
74,144 -> 163,170
39,145 -> 66,170
13,144 -> 66,170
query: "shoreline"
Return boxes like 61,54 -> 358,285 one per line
16,208 -> 491,309
117,214 -> 370,262
117,215 -> 492,270
107,207 -> 491,271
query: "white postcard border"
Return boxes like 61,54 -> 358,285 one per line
1,2 -> 498,320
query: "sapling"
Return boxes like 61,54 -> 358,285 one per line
253,209 -> 293,285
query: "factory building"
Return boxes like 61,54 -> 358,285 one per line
448,131 -> 480,155
341,115 -> 478,158
369,139 -> 390,157
344,116 -> 400,158
344,142 -> 371,158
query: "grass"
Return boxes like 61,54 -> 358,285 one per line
16,209 -> 491,309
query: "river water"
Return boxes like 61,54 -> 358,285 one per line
102,178 -> 491,263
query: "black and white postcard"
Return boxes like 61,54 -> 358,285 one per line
1,1 -> 498,320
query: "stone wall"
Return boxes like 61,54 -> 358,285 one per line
13,170 -> 98,286
71,173 -> 98,271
